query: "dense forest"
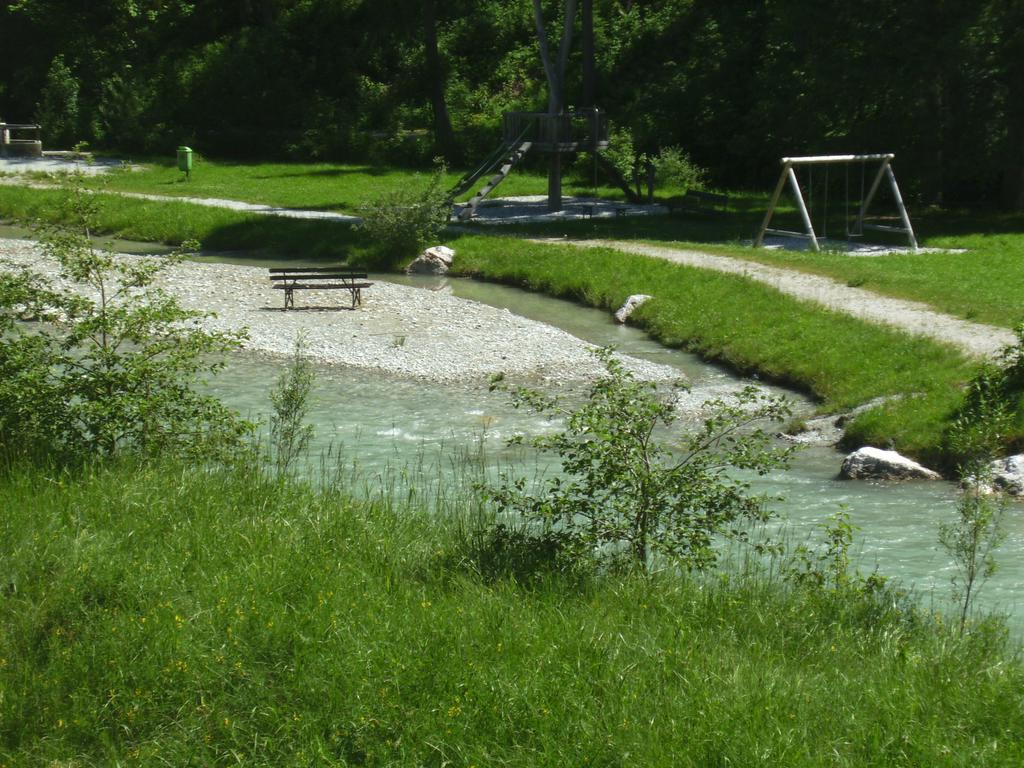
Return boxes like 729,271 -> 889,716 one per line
1,0 -> 1022,206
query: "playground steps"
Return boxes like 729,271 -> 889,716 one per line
456,140 -> 532,221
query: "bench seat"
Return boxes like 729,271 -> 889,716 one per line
268,267 -> 373,309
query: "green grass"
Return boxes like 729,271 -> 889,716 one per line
449,234 -> 981,469
1,457 -> 1021,766
23,156 -> 626,212
28,156 -> 1024,330
0,184 -> 366,263
476,203 -> 1024,330
693,227 -> 1024,329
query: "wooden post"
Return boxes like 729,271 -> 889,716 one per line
886,164 -> 919,250
548,152 -> 563,212
789,167 -> 820,252
755,162 -> 791,247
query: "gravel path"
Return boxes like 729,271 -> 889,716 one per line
549,238 -> 1014,359
114,191 -> 362,223
0,238 -> 679,385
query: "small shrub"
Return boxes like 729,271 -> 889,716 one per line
356,159 -> 450,269
483,349 -> 794,573
785,508 -> 888,595
652,146 -> 707,192
269,334 -> 317,477
0,173 -> 251,460
457,522 -> 589,586
940,334 -> 1016,634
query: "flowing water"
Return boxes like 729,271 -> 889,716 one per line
212,274 -> 1023,629
3,228 -> 1020,628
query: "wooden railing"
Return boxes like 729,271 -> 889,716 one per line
502,110 -> 609,152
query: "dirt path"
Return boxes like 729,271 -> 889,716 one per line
113,191 -> 362,223
544,238 -> 1014,359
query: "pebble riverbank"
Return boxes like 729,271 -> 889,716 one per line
0,238 -> 680,385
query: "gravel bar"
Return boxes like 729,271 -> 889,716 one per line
0,238 -> 680,385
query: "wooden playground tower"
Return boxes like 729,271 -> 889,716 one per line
452,109 -> 609,221
453,0 -> 609,219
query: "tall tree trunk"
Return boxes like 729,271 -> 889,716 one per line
533,0 -> 576,114
582,0 -> 595,108
532,0 -> 577,211
1005,145 -> 1024,211
423,0 -> 457,163
1001,12 -> 1024,210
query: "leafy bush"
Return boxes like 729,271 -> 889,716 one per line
653,146 -> 707,192
483,350 -> 794,572
356,159 -> 450,269
268,334 -> 316,476
0,175 -> 251,460
35,54 -> 80,149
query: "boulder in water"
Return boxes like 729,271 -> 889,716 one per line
989,454 -> 1024,495
840,447 -> 941,481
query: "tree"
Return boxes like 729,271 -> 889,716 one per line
532,0 -> 576,114
423,0 -> 458,163
532,0 -> 577,211
485,350 -> 794,572
0,175 -> 251,460
35,54 -> 79,148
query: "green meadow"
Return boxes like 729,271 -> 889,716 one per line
2,458 -> 1021,766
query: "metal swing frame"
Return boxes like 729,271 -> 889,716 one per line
754,154 -> 918,252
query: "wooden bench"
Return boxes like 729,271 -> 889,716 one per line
268,267 -> 373,310
666,190 -> 729,216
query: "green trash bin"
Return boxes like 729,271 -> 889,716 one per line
177,146 -> 193,179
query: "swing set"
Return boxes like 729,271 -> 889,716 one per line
754,154 -> 918,252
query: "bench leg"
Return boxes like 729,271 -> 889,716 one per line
284,288 -> 294,310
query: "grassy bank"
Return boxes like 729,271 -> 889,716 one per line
11,160 -> 1024,328
450,234 -> 981,469
56,156 -> 621,212
475,206 -> 1024,330
1,458 -> 1021,766
0,184 -> 364,262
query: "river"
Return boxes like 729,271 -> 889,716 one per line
1,226 -> 1019,629
213,272 -> 1022,630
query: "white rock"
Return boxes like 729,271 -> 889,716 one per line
614,294 -> 653,324
989,455 -> 1024,495
406,245 -> 455,275
840,446 -> 941,481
